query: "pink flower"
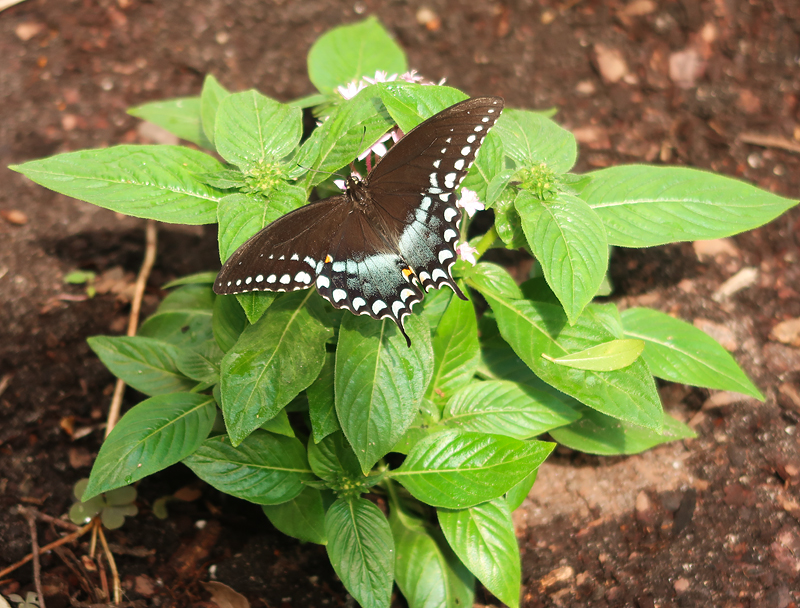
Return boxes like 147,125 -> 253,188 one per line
456,242 -> 479,265
362,70 -> 399,85
456,188 -> 484,217
358,131 -> 394,161
337,69 -> 444,100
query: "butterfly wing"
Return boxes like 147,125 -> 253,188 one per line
366,97 -> 504,295
214,195 -> 349,295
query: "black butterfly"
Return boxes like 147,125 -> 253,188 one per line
214,96 -> 504,345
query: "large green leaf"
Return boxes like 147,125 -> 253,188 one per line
128,96 -> 212,149
294,87 -> 394,187
549,409 -> 696,455
461,130 -> 504,202
443,379 -> 579,439
83,393 -> 216,500
393,431 -> 554,509
138,284 -> 215,348
308,352 -> 339,443
308,17 -> 407,94
426,285 -> 480,407
326,498 -> 395,608
621,307 -> 763,399
262,487 -> 327,545
515,191 -> 608,323
307,431 -> 363,484
577,165 -> 798,247
377,84 -> 467,133
200,74 -> 230,147
87,335 -> 195,395
211,293 -> 248,353
493,108 -> 576,173
335,314 -> 434,473
470,271 -> 663,431
390,497 -> 474,608
438,499 -> 520,608
10,146 -> 223,224
215,90 -> 303,172
220,291 -> 332,445
183,431 -> 313,504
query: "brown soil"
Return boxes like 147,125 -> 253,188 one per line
2,1 -> 799,607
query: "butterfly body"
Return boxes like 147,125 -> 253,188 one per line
215,96 -> 504,345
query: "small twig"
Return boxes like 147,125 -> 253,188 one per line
96,523 -> 121,604
25,507 -> 79,532
0,373 -> 11,399
738,131 -> 800,154
96,550 -> 110,602
106,219 -> 158,437
0,517 -> 93,579
89,521 -> 98,558
25,509 -> 47,608
53,546 -> 99,603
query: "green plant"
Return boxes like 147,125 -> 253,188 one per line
68,479 -> 138,530
63,270 -> 97,298
7,591 -> 40,608
10,16 -> 794,608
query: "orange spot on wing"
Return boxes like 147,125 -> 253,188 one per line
325,254 -> 333,263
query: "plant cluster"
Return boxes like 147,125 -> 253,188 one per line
11,17 -> 794,608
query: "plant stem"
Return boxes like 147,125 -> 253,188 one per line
474,226 -> 499,261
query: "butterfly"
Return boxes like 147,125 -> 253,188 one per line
214,96 -> 504,345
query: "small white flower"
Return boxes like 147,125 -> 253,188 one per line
456,242 -> 479,265
358,131 -> 394,160
337,79 -> 367,100
456,188 -> 484,217
363,70 -> 399,85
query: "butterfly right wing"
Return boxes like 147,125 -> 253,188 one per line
214,195 -> 350,295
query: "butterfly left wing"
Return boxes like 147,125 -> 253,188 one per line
366,97 -> 504,296
214,195 -> 350,295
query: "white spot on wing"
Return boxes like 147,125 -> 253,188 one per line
439,193 -> 451,202
295,271 -> 312,284
280,274 -> 291,284
267,274 -> 276,283
439,249 -> 454,263
433,159 -> 441,168
316,274 -> 330,288
432,268 -> 448,281
256,275 -> 264,282
461,146 -> 471,156
332,261 -> 346,272
444,228 -> 458,242
392,300 -> 404,317
474,125 -> 483,132
291,253 -> 299,261
467,135 -> 476,143
352,297 -> 366,310
332,288 -> 347,302
429,173 -> 439,188
444,172 -> 457,188
454,158 -> 465,170
482,116 -> 490,122
400,288 -> 415,301
444,207 -> 458,222
421,196 -> 432,211
236,279 -> 242,286
372,300 -> 387,315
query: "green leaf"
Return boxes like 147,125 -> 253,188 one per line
308,352 -> 339,443
217,188 -> 307,262
308,17 -> 407,94
336,314 -> 434,473
175,340 -> 223,383
419,288 -> 453,332
211,293 -> 248,353
127,96 -> 212,149
235,291 -> 277,325
542,338 -> 645,371
138,284 -> 215,348
294,87 -> 394,187
259,407 -> 295,437
515,191 -> 608,323
262,487 -> 327,545
162,271 -> 217,289
393,431 -> 554,509
577,165 -> 799,247
83,393 -> 215,500
492,195 -> 528,249
390,497 -> 474,608
325,497 -> 395,608
464,262 -> 523,301
215,90 -> 303,172
183,431 -> 313,504
505,469 -> 537,511
64,270 -> 95,284
443,380 -> 579,439
438,499 -> 520,608
426,285 -> 480,406
470,280 -> 663,431
493,108 -> 577,173
307,431 -> 363,483
88,335 -> 195,395
549,409 -> 696,456
200,74 -> 230,147
621,307 -> 763,399
10,146 -> 224,224
461,130 -> 504,202
377,84 -> 467,133
220,291 -> 332,445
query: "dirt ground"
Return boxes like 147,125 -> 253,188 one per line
1,1 -> 800,607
